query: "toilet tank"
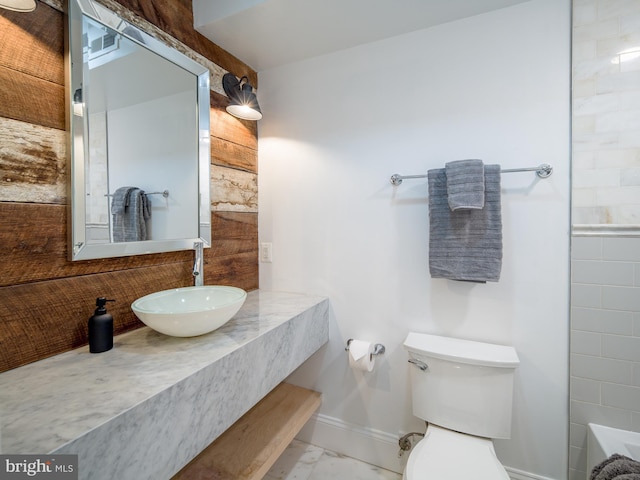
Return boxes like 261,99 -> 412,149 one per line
403,332 -> 519,439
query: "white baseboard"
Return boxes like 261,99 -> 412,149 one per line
296,413 -> 558,480
295,413 -> 406,474
506,466 -> 558,480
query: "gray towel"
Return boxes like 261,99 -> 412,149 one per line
591,454 -> 640,480
111,186 -> 151,242
445,159 -> 485,211
428,165 -> 502,283
111,186 -> 135,215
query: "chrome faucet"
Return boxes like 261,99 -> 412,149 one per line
193,241 -> 204,286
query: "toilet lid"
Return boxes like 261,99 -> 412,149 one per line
404,425 -> 509,480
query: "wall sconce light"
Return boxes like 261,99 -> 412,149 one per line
222,73 -> 262,121
0,0 -> 36,12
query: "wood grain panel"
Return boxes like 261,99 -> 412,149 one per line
0,67 -> 65,130
207,212 -> 258,290
0,3 -> 64,85
0,117 -> 66,204
205,252 -> 259,292
0,263 -> 194,373
211,137 -> 257,174
211,211 -> 258,242
211,166 -> 258,213
0,202 -> 193,287
210,90 -> 258,151
111,0 -> 258,87
0,204 -> 258,288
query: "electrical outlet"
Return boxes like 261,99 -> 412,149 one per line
260,242 -> 272,263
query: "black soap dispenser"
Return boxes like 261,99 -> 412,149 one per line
89,297 -> 115,353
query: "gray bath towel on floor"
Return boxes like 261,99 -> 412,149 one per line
591,454 -> 640,480
428,164 -> 502,283
445,159 -> 485,211
111,186 -> 151,242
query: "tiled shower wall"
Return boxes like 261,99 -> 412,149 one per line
570,1 -> 640,479
570,236 -> 640,479
572,0 -> 640,226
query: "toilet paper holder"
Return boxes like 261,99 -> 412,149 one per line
345,338 -> 386,361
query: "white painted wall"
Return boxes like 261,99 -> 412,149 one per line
108,90 -> 199,241
258,1 -> 571,478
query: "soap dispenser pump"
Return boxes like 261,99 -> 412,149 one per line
89,297 -> 115,353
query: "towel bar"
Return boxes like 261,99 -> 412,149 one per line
104,189 -> 169,198
390,163 -> 552,186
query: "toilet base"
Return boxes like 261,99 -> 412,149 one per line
403,424 -> 509,480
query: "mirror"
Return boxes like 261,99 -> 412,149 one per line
67,0 -> 211,261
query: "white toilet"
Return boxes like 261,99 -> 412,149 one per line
402,332 -> 520,480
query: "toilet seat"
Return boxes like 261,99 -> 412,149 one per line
403,424 -> 509,480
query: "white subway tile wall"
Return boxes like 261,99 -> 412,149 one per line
572,0 -> 640,226
569,236 -> 640,480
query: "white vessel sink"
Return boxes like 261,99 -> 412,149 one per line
131,286 -> 247,337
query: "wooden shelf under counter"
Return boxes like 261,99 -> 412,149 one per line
172,382 -> 321,480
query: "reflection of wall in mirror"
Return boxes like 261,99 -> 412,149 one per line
87,111 -> 110,244
108,89 -> 199,241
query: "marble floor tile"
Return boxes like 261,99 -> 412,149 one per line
264,440 -> 325,480
265,440 -> 402,480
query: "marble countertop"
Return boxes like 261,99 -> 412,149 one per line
0,290 -> 329,480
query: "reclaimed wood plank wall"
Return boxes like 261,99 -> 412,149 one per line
0,0 -> 259,373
